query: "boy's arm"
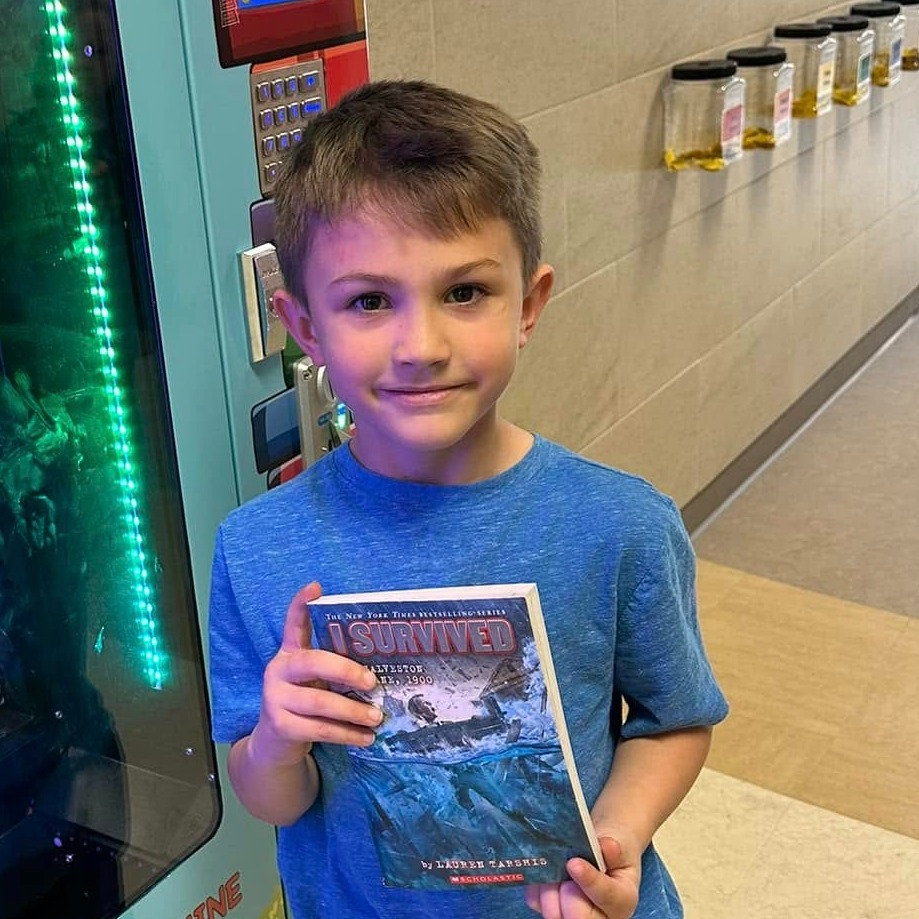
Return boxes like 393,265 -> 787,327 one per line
591,723 -> 712,849
227,734 -> 320,827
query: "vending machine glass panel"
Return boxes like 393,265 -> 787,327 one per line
0,2 -> 220,916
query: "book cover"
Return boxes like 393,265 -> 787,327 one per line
309,583 -> 604,891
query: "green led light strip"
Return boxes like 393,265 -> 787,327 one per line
44,0 -> 166,689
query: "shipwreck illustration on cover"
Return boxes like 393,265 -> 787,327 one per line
311,593 -> 597,890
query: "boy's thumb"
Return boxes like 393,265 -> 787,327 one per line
280,582 -> 322,652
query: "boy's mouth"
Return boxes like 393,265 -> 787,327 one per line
378,384 -> 468,405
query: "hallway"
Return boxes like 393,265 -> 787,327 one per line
656,318 -> 919,917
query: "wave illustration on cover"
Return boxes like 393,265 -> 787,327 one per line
311,595 -> 597,890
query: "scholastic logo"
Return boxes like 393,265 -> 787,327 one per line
449,873 -> 525,885
184,872 -> 242,919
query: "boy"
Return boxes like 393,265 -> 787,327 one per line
208,80 -> 728,919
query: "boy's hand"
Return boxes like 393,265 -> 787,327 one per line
248,582 -> 383,768
525,831 -> 641,919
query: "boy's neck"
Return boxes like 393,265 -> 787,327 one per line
348,418 -> 534,486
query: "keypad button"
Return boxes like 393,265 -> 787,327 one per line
271,79 -> 284,99
274,106 -> 287,126
302,97 -> 322,116
262,136 -> 277,157
259,109 -> 274,130
287,102 -> 300,121
299,72 -> 318,93
256,82 -> 271,103
286,76 -> 299,96
264,163 -> 280,184
278,132 -> 291,152
291,128 -> 303,145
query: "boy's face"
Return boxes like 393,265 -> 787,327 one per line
274,210 -> 553,484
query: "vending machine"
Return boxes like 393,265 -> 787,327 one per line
0,2 -> 367,918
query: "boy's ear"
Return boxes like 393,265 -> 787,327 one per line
272,288 -> 325,366
518,263 -> 554,349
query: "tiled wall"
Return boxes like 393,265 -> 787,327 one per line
365,0 -> 919,505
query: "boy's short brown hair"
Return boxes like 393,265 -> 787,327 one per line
274,80 -> 542,306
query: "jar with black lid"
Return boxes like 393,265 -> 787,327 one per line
851,2 -> 906,84
663,60 -> 745,172
726,47 -> 794,148
898,0 -> 919,69
818,15 -> 875,104
773,23 -> 838,117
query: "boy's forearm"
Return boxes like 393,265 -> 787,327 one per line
227,735 -> 320,826
591,725 -> 713,850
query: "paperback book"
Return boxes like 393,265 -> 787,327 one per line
309,583 -> 604,891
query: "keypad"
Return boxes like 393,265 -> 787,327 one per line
250,61 -> 327,195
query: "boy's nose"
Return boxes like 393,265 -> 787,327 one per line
391,304 -> 450,366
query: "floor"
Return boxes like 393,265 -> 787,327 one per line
654,318 -> 919,918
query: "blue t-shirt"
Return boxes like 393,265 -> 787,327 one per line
209,435 -> 728,919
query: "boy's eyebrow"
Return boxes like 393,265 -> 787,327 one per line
329,259 -> 504,287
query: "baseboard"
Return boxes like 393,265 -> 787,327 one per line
682,287 -> 919,535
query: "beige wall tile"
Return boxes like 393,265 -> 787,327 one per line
615,201 -> 740,415
820,108 -> 892,258
365,0 -> 435,81
734,0 -> 848,35
696,293 -> 796,486
582,363 -> 701,505
522,108 -> 570,293
729,153 -> 823,330
697,137 -> 799,214
860,192 -> 919,332
616,0 -> 740,82
431,0 -> 617,118
563,72 -> 702,284
501,264 -> 619,449
887,84 -> 919,209
790,236 -> 864,393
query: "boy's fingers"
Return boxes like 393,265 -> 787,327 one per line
283,683 -> 383,726
281,582 -> 322,652
598,835 -> 624,872
565,840 -> 639,917
281,648 -> 378,692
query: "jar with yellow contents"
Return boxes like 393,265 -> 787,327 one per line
663,60 -> 745,172
898,0 -> 919,69
726,47 -> 794,148
850,2 -> 906,85
818,15 -> 875,105
773,22 -> 838,117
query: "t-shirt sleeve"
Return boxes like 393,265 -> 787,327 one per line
615,499 -> 729,739
208,524 -> 265,745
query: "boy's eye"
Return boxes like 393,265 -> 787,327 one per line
351,293 -> 388,312
446,284 -> 485,305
